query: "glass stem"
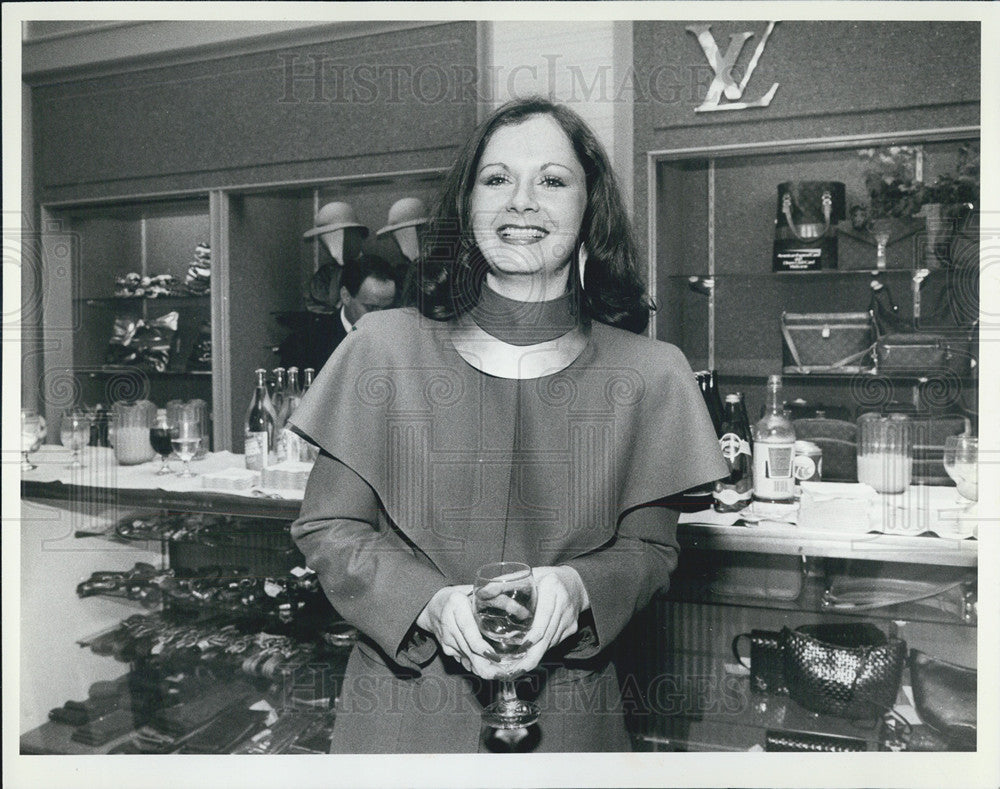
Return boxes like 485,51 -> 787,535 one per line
499,680 -> 518,706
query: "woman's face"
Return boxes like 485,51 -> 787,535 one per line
470,113 -> 587,294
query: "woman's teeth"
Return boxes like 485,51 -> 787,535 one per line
498,225 -> 548,243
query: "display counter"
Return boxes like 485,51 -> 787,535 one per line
20,447 -> 978,753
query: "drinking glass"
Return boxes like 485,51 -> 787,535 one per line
59,409 -> 92,469
857,413 -> 912,494
943,434 -> 978,502
473,561 -> 540,730
169,411 -> 202,478
21,409 -> 43,471
149,410 -> 174,475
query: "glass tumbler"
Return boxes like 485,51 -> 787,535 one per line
856,413 -> 912,494
167,399 -> 210,458
110,400 -> 156,465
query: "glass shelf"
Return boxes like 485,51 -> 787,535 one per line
663,269 -> 919,280
79,294 -> 210,307
662,570 -> 975,628
87,367 -> 212,379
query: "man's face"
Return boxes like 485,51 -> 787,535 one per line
342,275 -> 396,325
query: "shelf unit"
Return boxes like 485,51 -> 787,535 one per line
39,169 -> 445,452
647,128 -> 980,422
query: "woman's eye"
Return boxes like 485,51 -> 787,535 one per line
483,174 -> 509,186
541,176 -> 566,187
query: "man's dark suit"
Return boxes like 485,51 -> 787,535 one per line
274,310 -> 348,372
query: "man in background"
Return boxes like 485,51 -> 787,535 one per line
278,250 -> 398,372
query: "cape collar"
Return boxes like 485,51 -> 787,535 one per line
451,313 -> 589,379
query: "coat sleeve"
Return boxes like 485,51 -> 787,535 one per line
291,451 -> 447,670
560,504 -> 679,658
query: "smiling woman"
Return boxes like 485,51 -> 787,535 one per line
470,114 -> 587,301
289,97 -> 727,753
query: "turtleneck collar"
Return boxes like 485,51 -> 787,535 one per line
469,283 -> 577,346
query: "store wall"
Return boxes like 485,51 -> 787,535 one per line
486,21 -> 634,206
631,20 -> 981,262
30,21 -> 479,204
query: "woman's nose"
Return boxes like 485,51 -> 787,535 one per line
507,179 -> 538,213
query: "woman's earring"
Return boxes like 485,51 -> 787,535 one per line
578,244 -> 588,290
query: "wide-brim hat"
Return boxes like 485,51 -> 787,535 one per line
376,197 -> 429,236
303,201 -> 369,239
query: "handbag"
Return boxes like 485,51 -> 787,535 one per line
909,649 -> 976,750
732,630 -> 788,695
874,332 -> 973,377
773,181 -> 847,271
869,279 -> 976,377
781,311 -> 875,373
780,623 -> 906,721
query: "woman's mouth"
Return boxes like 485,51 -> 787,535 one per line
497,224 -> 549,244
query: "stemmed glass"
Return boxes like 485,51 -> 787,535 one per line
169,410 -> 202,478
21,409 -> 44,471
59,409 -> 92,469
473,561 -> 540,730
943,434 -> 978,502
149,409 -> 174,475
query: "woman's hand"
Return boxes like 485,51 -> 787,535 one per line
505,565 -> 590,674
415,585 -> 513,679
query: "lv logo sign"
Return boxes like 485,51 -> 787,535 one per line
686,21 -> 780,113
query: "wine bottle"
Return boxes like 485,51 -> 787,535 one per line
272,367 -> 291,462
280,367 -> 303,463
696,370 -> 724,436
286,367 -> 302,406
714,394 -> 754,512
753,375 -> 796,504
245,368 -> 274,471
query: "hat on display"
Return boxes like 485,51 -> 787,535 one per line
303,202 -> 369,239
376,197 -> 429,236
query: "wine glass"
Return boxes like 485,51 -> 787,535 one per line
473,561 -> 540,730
169,411 -> 202,478
943,434 -> 978,502
149,409 -> 174,475
21,409 -> 43,471
59,409 -> 92,468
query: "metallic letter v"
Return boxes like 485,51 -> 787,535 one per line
686,21 -> 780,112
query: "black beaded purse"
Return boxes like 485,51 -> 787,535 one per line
780,623 -> 906,721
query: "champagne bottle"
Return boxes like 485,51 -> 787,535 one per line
245,368 -> 274,471
272,367 -> 291,462
696,371 -> 724,436
280,367 -> 303,463
299,367 -> 318,462
286,367 -> 302,406
714,394 -> 754,512
753,375 -> 796,504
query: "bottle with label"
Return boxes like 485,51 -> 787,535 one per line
271,367 -> 291,462
298,368 -> 318,462
714,394 -> 754,512
753,375 -> 796,504
280,367 -> 303,463
245,368 -> 275,471
734,391 -> 754,442
696,370 -> 724,436
286,367 -> 302,407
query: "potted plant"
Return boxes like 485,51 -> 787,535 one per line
851,143 -> 979,269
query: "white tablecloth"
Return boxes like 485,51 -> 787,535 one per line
22,446 -> 307,501
679,480 -> 977,540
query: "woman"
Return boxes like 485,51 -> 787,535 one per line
290,97 -> 726,753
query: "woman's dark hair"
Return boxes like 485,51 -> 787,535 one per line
412,97 -> 652,333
